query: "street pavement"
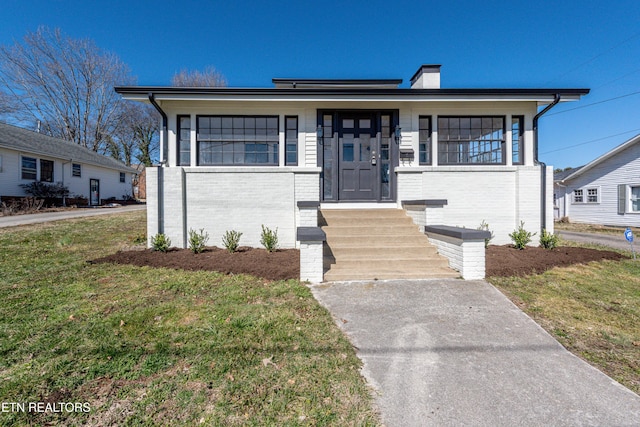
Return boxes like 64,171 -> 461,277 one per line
0,204 -> 146,228
557,230 -> 637,252
310,279 -> 640,426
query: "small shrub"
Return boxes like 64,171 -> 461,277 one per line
509,221 -> 536,250
260,225 -> 279,253
151,233 -> 171,252
222,230 -> 243,253
478,220 -> 494,248
557,216 -> 571,224
188,228 -> 209,254
539,228 -> 560,250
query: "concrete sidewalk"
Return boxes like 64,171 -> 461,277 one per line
0,204 -> 146,228
310,279 -> 640,426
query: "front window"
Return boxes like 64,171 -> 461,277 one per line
512,116 -> 524,165
419,116 -> 431,165
587,188 -> 598,203
72,163 -> 81,177
438,117 -> 505,164
178,115 -> 191,166
120,172 -> 126,183
632,186 -> 640,212
573,189 -> 583,203
285,116 -> 298,166
21,157 -> 37,180
40,159 -> 54,182
197,116 -> 279,166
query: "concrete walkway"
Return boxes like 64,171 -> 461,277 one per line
558,230 -> 636,252
0,204 -> 146,228
310,279 -> 640,426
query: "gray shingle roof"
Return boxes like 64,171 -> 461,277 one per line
554,166 -> 583,181
0,122 -> 137,173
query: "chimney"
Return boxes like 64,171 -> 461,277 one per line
410,65 -> 441,89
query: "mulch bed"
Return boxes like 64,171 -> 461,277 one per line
93,244 -> 626,281
93,246 -> 300,281
485,245 -> 626,277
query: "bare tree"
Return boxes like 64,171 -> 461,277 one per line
0,27 -> 134,152
171,65 -> 227,87
109,101 -> 159,166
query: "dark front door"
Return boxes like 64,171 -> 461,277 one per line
338,113 -> 377,200
90,179 -> 100,206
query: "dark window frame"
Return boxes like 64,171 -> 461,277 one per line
511,116 -> 524,165
178,115 -> 191,166
119,172 -> 126,183
437,116 -> 506,165
196,115 -> 280,166
40,159 -> 54,182
285,116 -> 298,166
21,156 -> 37,180
419,116 -> 432,165
72,163 -> 82,177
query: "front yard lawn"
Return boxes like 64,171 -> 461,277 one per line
0,211 -> 379,426
489,256 -> 640,395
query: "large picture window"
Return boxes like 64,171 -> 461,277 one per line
437,117 -> 505,165
197,116 -> 279,166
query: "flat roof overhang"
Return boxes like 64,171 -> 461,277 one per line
115,86 -> 590,105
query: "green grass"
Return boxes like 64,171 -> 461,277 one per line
489,258 -> 640,395
0,211 -> 380,426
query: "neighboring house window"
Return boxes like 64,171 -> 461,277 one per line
178,115 -> 191,166
437,116 -> 505,164
512,116 -> 524,165
573,188 -> 598,203
197,116 -> 279,166
40,159 -> 54,182
631,186 -> 640,212
573,189 -> 583,203
0,154 -> 3,172
120,172 -> 126,183
72,163 -> 81,177
285,116 -> 298,166
21,156 -> 37,180
419,116 -> 431,165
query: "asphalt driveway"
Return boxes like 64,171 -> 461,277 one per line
558,230 -> 637,252
310,279 -> 640,426
0,204 -> 146,228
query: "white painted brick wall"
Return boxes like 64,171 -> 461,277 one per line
147,167 -> 320,250
397,166 -> 545,245
427,234 -> 486,280
299,241 -> 323,283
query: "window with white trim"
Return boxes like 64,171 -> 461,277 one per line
21,156 -> 37,180
573,188 -> 598,204
573,189 -> 583,203
631,186 -> 640,212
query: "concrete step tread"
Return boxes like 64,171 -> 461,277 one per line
323,270 -> 460,281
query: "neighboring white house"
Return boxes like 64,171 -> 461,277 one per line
115,64 -> 588,248
0,122 -> 137,205
554,133 -> 640,226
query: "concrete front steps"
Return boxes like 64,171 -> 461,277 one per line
321,209 -> 459,281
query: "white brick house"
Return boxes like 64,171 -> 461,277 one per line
116,65 -> 588,249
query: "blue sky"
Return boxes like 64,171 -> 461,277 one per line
1,0 -> 639,169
